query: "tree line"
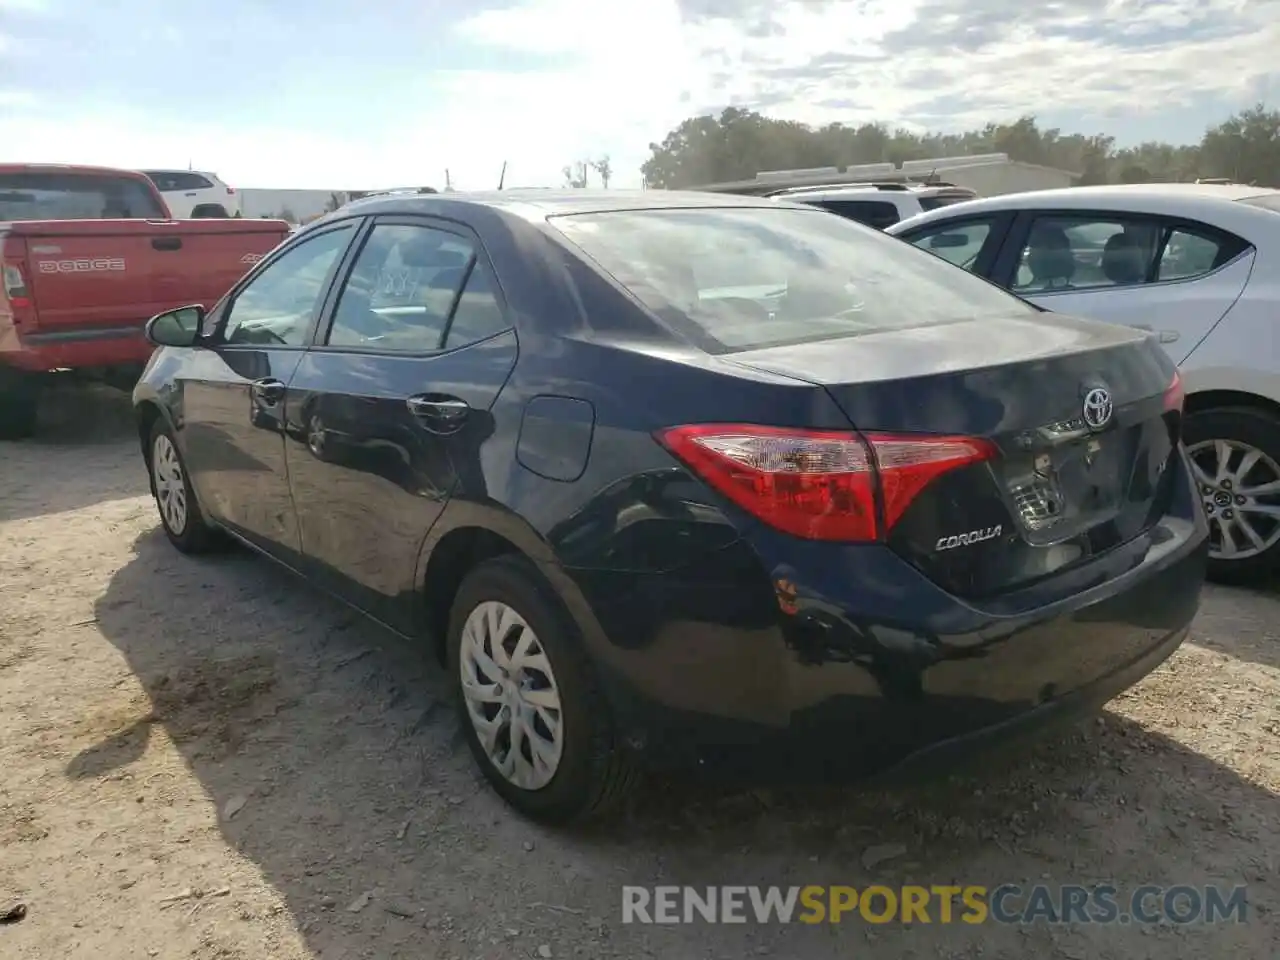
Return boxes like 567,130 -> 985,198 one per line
631,103 -> 1280,190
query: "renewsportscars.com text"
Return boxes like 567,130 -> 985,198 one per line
621,884 -> 1248,926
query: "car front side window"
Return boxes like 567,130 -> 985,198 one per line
221,225 -> 355,347
904,218 -> 996,272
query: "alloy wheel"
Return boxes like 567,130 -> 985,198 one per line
152,434 -> 189,535
1187,438 -> 1280,561
458,600 -> 564,790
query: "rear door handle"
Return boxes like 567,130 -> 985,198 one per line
152,236 -> 183,251
406,394 -> 469,425
251,378 -> 286,405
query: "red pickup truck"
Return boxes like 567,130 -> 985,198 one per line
1,163 -> 289,438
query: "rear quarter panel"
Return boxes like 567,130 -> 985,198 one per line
1178,242 -> 1280,400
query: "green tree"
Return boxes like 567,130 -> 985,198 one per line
1199,103 -> 1280,185
638,104 -> 1280,190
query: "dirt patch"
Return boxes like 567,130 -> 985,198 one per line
1,391 -> 1277,960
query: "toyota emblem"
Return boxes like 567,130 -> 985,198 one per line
1081,387 -> 1113,430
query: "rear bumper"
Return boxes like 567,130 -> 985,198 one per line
0,324 -> 152,373
573,510 -> 1207,783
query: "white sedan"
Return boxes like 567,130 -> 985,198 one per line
888,183 -> 1280,584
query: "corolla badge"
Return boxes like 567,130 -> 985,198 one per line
1081,386 -> 1113,430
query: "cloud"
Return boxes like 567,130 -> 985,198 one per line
0,0 -> 1275,189
663,0 -> 1280,130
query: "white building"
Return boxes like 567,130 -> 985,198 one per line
898,155 -> 1078,196
694,153 -> 1080,198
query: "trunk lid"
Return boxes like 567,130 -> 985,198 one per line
727,312 -> 1182,599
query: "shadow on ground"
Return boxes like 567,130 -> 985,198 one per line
0,383 -> 144,523
1194,583 -> 1280,671
80,529 -> 1275,959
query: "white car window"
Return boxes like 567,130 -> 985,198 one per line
1013,216 -> 1161,292
906,219 -> 994,272
1012,214 -> 1249,292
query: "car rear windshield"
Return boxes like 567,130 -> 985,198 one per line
549,205 -> 1033,353
1239,194 -> 1280,214
0,172 -> 166,221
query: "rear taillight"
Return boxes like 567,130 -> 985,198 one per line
1163,369 -> 1184,413
655,424 -> 995,542
226,185 -> 236,195
2,261 -> 31,309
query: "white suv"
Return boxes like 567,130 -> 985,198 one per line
141,169 -> 240,218
770,182 -> 978,229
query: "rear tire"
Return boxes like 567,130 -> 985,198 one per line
149,419 -> 218,553
1183,405 -> 1280,585
446,555 -> 638,824
0,373 -> 41,440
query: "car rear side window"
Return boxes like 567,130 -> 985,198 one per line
327,222 -> 498,352
0,172 -> 166,220
145,171 -> 213,192
918,192 -> 976,211
443,261 -> 511,349
1011,214 -> 1250,293
809,199 -> 901,229
549,206 -> 1035,354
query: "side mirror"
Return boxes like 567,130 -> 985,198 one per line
145,305 -> 205,348
928,233 -> 970,249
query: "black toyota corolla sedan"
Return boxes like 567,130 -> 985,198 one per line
133,189 -> 1207,823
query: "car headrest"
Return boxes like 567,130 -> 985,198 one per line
1101,233 -> 1146,284
1027,224 -> 1075,286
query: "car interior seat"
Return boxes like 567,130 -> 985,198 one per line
1025,225 -> 1076,290
1100,233 -> 1147,285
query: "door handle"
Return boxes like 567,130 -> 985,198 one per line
251,378 -> 286,405
406,394 -> 469,424
152,236 -> 183,251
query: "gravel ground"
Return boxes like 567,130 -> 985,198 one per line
2,384 -> 1277,960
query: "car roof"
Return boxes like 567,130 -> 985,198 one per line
337,188 -> 796,222
888,183 -> 1280,233
0,162 -> 154,180
799,183 -> 959,195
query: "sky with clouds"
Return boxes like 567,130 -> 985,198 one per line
0,0 -> 1277,190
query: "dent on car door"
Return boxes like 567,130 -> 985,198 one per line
178,222 -> 358,556
284,217 -> 517,628
1000,211 -> 1253,364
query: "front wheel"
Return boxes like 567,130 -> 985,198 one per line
1184,406 -> 1280,585
149,420 -> 218,553
446,556 -> 638,823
